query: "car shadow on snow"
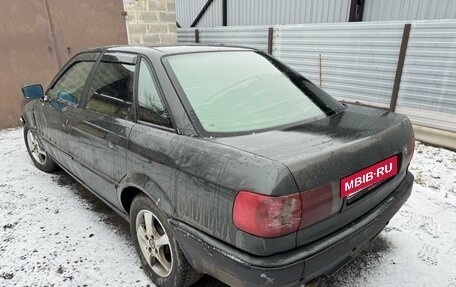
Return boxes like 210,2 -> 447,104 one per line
53,170 -> 392,287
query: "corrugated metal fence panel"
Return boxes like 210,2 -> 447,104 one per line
363,0 -> 456,21
199,0 -> 222,27
176,0 -> 456,28
177,28 -> 196,44
228,0 -> 350,26
396,21 -> 456,132
196,26 -> 270,51
275,22 -> 405,107
176,0 -> 222,27
176,0 -> 204,27
177,26 -> 269,51
176,0 -> 351,27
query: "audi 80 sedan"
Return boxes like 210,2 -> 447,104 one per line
21,45 -> 415,287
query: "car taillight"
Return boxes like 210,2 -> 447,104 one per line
232,191 -> 301,238
405,136 -> 415,163
299,184 -> 333,229
233,187 -> 336,238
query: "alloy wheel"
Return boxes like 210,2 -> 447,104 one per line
136,210 -> 173,277
27,130 -> 47,165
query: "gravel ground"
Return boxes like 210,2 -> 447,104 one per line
1,127 -> 455,287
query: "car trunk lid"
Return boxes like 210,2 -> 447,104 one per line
212,105 -> 414,245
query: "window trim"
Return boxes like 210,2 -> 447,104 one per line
134,55 -> 177,133
46,52 -> 100,93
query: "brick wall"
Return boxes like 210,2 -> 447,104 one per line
124,0 -> 177,45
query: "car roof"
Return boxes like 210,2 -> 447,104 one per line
82,44 -> 255,56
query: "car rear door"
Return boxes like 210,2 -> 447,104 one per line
68,52 -> 137,207
36,53 -> 98,169
126,56 -> 177,204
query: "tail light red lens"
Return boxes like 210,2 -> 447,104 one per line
405,136 -> 415,163
233,187 -> 336,238
299,184 -> 333,229
232,191 -> 301,238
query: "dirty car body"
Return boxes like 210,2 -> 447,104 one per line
21,45 -> 415,286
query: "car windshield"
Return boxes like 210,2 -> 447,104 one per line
166,51 -> 343,134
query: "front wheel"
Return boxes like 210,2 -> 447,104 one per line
130,194 -> 201,287
24,125 -> 58,173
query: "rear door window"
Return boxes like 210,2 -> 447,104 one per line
85,60 -> 136,119
137,59 -> 172,128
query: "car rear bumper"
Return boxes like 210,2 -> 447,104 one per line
171,172 -> 414,287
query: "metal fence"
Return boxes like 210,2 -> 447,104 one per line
176,0 -> 456,28
395,21 -> 456,132
363,0 -> 456,22
176,0 -> 351,27
177,20 -> 456,132
275,22 -> 406,108
178,26 -> 270,50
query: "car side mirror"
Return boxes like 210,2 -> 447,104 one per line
22,84 -> 44,100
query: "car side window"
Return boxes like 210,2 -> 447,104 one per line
137,59 -> 172,128
85,61 -> 135,119
47,61 -> 94,106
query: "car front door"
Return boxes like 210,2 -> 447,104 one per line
68,52 -> 137,207
36,53 -> 98,169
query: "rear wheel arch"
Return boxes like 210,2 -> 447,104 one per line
119,176 -> 175,218
129,192 -> 202,286
120,186 -> 143,215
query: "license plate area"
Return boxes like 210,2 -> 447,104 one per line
340,155 -> 398,198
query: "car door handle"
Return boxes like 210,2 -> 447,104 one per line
61,119 -> 69,127
61,119 -> 70,131
106,134 -> 119,149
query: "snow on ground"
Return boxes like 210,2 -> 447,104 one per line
0,127 -> 455,287
317,140 -> 456,287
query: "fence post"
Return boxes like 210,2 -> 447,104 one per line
267,27 -> 273,55
222,0 -> 227,26
319,54 -> 322,88
390,23 -> 411,112
195,29 -> 200,43
349,0 -> 365,22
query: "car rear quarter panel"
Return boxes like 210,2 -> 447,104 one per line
125,123 -> 300,256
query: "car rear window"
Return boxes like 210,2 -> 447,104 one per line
166,51 -> 342,135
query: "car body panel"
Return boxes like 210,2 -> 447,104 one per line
212,104 -> 414,247
123,123 -> 180,217
212,105 -> 412,191
172,172 -> 414,287
70,109 -> 134,208
38,101 -> 78,170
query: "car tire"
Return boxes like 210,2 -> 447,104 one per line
130,194 -> 202,287
24,125 -> 59,173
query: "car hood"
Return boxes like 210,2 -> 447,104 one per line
210,105 -> 414,191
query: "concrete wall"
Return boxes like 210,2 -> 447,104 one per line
124,0 -> 177,45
